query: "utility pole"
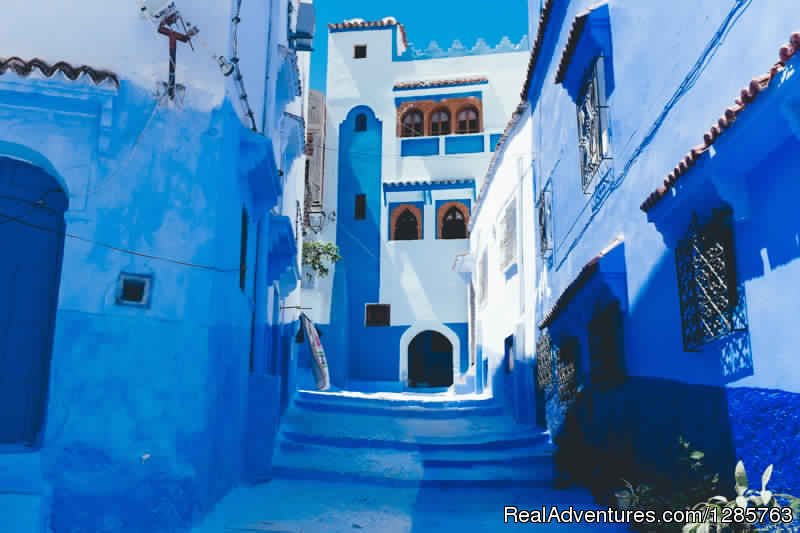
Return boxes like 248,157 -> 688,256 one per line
157,12 -> 198,99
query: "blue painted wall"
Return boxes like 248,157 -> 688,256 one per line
400,137 -> 439,157
516,0 -> 800,496
444,134 -> 485,154
0,76 -> 299,531
329,106 -> 383,383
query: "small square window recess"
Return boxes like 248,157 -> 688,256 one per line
354,45 -> 367,59
365,304 -> 390,326
117,273 -> 153,307
354,194 -> 367,220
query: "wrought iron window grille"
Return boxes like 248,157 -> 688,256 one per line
476,250 -> 489,305
537,184 -> 553,259
499,198 -> 518,271
536,331 -> 554,390
576,57 -> 610,193
675,208 -> 747,352
557,337 -> 579,404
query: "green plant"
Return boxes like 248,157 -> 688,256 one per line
302,240 -> 341,281
614,437 -> 720,531
683,461 -> 800,532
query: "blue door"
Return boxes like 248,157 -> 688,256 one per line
0,157 -> 67,445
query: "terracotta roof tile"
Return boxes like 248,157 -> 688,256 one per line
640,31 -> 799,213
384,178 -> 474,188
538,237 -> 623,329
328,18 -> 408,48
520,0 -> 555,101
554,9 -> 590,84
393,76 -> 487,90
0,56 -> 119,87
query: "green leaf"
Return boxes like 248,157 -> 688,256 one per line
735,460 -> 748,491
683,525 -> 699,533
697,524 -> 710,533
690,451 -> 705,461
761,464 -> 773,492
760,490 -> 772,505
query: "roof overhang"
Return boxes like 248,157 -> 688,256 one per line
539,237 -> 627,335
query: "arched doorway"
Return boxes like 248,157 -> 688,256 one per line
408,330 -> 453,388
0,156 -> 68,445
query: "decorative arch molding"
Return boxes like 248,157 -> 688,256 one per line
436,200 -> 470,239
399,321 -> 461,386
389,203 -> 423,240
396,96 -> 484,137
0,140 -> 70,200
343,105 -> 382,129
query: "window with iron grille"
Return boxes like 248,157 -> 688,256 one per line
536,331 -> 554,389
365,304 -> 390,326
557,337 -> 578,403
499,198 -> 517,271
675,209 -> 745,351
476,250 -> 488,305
537,185 -> 553,258
576,57 -> 609,192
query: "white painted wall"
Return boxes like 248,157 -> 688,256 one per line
323,22 -> 530,331
470,108 -> 535,391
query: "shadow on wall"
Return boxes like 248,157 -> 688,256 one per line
550,378 -> 737,503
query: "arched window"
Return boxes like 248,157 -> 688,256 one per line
430,108 -> 451,136
394,209 -> 420,240
456,106 -> 480,134
401,109 -> 424,137
441,206 -> 467,239
355,113 -> 367,132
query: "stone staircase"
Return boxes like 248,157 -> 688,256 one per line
0,448 -> 49,532
270,389 -> 554,487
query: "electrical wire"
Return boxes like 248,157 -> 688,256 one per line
87,93 -> 167,196
0,204 -> 240,273
551,0 -> 753,270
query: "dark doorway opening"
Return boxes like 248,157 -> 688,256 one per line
394,209 -> 419,240
441,206 -> 467,239
408,330 -> 453,388
0,156 -> 68,446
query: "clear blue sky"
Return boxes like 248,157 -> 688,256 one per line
310,0 -> 530,93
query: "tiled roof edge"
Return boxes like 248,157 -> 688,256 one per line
393,77 -> 488,90
554,9 -> 591,84
538,236 -> 623,329
640,32 -> 800,213
0,56 -> 119,88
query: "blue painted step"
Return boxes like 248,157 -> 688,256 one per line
269,466 -> 555,488
271,440 -> 554,485
280,429 -> 549,452
295,390 -> 495,410
293,396 -> 504,418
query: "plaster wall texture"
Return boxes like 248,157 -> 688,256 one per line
482,0 -> 800,494
470,110 -> 538,418
0,1 -> 312,529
